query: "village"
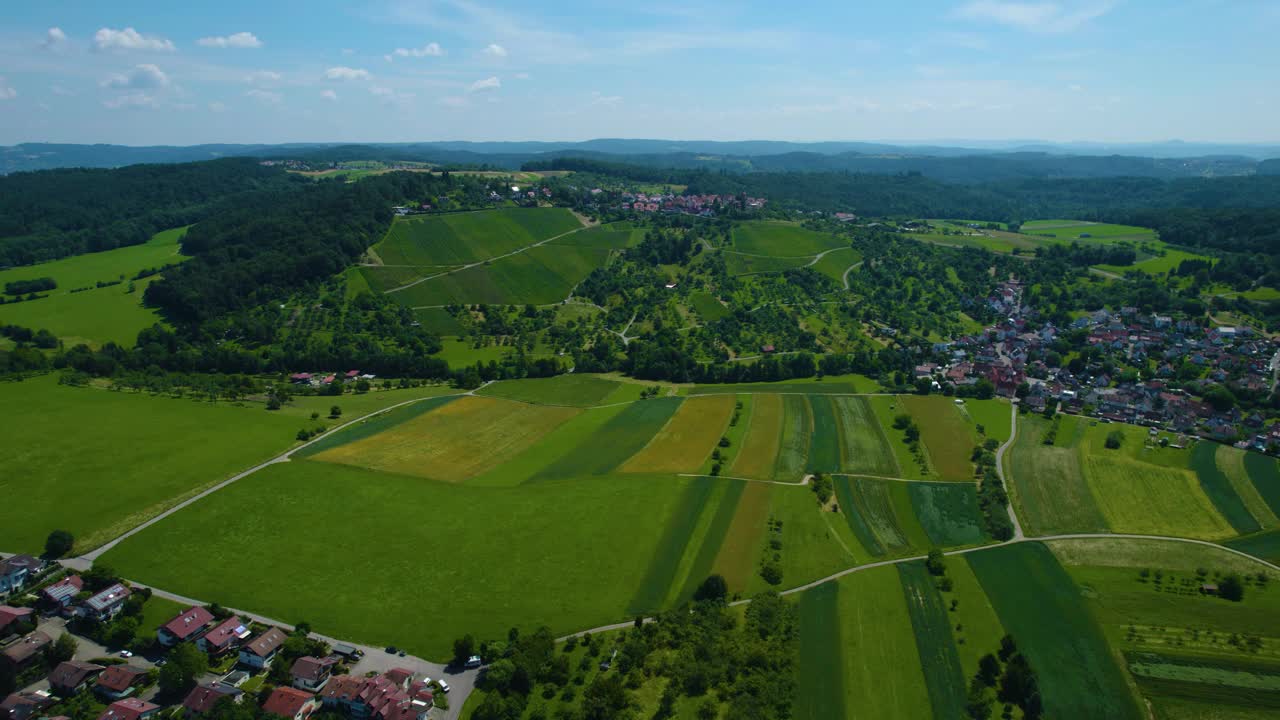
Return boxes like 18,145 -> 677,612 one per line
926,280 -> 1280,455
2,557 -> 469,720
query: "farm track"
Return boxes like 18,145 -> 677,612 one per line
384,223 -> 591,295
995,401 -> 1025,539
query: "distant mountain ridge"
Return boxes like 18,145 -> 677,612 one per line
4,139 -> 1279,181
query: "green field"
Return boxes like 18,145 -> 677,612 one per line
622,395 -> 735,473
832,396 -> 900,477
1191,442 -> 1263,535
549,223 -> 643,250
1021,219 -> 1157,243
387,243 -> 611,306
805,395 -> 843,474
101,460 -> 699,659
1005,414 -> 1110,535
0,374 -> 305,553
730,393 -> 783,479
0,226 -> 190,346
898,561 -> 967,720
810,247 -> 861,286
688,291 -> 729,322
775,394 -> 813,481
1245,453 -> 1280,517
730,221 -> 846,257
686,375 -> 882,395
1086,456 -> 1235,540
1097,247 -> 1214,276
833,476 -> 885,556
374,208 -> 582,266
477,374 -> 626,407
908,482 -> 987,547
411,307 -> 467,335
796,582 -> 847,720
723,252 -> 812,276
528,397 -> 683,479
901,395 -> 978,480
968,542 -> 1144,720
957,398 -> 1012,443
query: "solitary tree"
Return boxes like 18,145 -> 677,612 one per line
45,529 -> 74,558
329,405 -> 342,419
1219,574 -> 1245,602
693,574 -> 728,603
926,549 -> 947,577
452,634 -> 476,666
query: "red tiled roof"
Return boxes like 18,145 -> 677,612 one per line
242,627 -> 288,658
0,605 -> 34,629
96,698 -> 159,720
49,661 -> 105,690
291,656 -> 337,684
161,606 -> 215,641
262,688 -> 315,718
182,684 -> 240,715
96,665 -> 147,693
202,617 -> 249,650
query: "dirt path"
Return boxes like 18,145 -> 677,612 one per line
994,401 -> 1025,539
841,261 -> 863,290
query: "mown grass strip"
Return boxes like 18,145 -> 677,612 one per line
676,481 -> 745,603
627,477 -> 717,615
292,395 -> 461,459
531,397 -> 682,480
806,395 -> 842,474
833,476 -> 885,556
774,394 -> 812,481
968,543 -> 1143,720
852,478 -> 910,552
796,581 -> 846,720
1246,452 -> 1280,517
712,483 -> 771,592
1191,442 -> 1261,534
908,482 -> 986,547
898,561 -> 967,720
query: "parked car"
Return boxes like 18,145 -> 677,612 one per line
119,650 -> 133,658
436,679 -> 450,694
385,646 -> 397,654
465,655 -> 482,669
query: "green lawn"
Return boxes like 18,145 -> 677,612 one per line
101,460 -> 700,660
688,291 -> 729,322
968,542 -> 1143,720
0,374 -> 305,553
810,247 -> 861,286
435,337 -> 513,367
0,226 -> 190,346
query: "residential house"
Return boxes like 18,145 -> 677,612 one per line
383,669 -> 413,689
262,687 -> 320,720
319,675 -> 410,719
95,665 -> 148,701
0,606 -> 34,635
2,631 -> 52,670
238,627 -> 288,670
0,556 -> 43,596
39,576 -> 83,612
96,698 -> 160,720
291,656 -> 338,692
48,661 -> 106,696
1,691 -> 53,720
81,584 -> 131,622
197,618 -> 250,656
182,684 -> 243,717
157,606 -> 215,647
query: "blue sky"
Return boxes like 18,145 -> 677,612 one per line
1,0 -> 1277,145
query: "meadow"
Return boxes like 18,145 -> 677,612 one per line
810,247 -> 861,286
1006,414 -> 1120,535
549,222 -> 644,250
796,582 -> 846,720
685,374 -> 882,394
1084,456 -> 1235,540
476,373 -> 630,407
832,396 -> 900,477
968,542 -> 1144,720
1021,219 -> 1157,243
0,226 -> 189,346
723,252 -> 811,276
729,393 -> 783,479
621,395 -> 735,474
899,395 -> 978,480
730,221 -> 847,257
374,208 -> 582,266
387,244 -> 610,306
898,561 -> 967,720
101,460 -> 700,659
0,374 -> 306,553
688,291 -> 729,322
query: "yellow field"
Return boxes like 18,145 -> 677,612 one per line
621,395 -> 736,473
729,393 -> 783,478
901,395 -> 978,480
711,482 -> 772,592
1084,457 -> 1236,540
312,396 -> 579,482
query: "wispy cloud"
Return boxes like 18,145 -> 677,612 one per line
325,66 -> 370,81
0,78 -> 16,100
467,76 -> 500,92
208,101 -> 227,112
483,43 -> 508,57
198,32 -> 263,49
392,42 -> 444,59
101,64 -> 170,90
244,70 -> 282,85
321,89 -> 338,101
94,27 -> 176,52
41,27 -> 68,52
954,1 -> 1114,33
103,92 -> 160,109
246,88 -> 282,104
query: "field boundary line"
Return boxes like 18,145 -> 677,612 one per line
831,473 -> 969,486
70,390 -> 470,565
676,473 -> 808,487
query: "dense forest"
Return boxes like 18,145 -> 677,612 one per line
0,159 -> 295,267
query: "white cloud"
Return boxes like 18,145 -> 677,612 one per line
103,92 -> 159,109
325,66 -> 369,81
209,101 -> 227,112
483,43 -> 508,57
954,1 -> 1114,33
50,85 -> 74,96
94,27 -> 175,52
41,27 -> 68,51
590,91 -> 621,107
0,79 -> 15,100
101,64 -> 170,90
198,32 -> 263,48
321,89 -> 338,101
246,88 -> 282,104
392,42 -> 444,59
244,70 -> 282,85
468,76 -> 500,93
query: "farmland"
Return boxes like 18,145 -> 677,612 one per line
898,562 -> 967,720
621,395 -> 735,473
810,246 -> 861,286
729,393 -> 783,478
730,221 -> 846,257
0,226 -> 190,346
723,252 -> 811,276
1085,456 -> 1235,539
796,582 -> 846,720
476,373 -> 628,407
900,395 -> 978,480
832,396 -> 900,477
385,243 -> 610,306
373,208 -> 582,266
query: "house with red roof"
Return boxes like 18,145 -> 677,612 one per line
157,606 -> 215,647
197,618 -> 251,656
291,656 -> 338,692
238,627 -> 288,670
96,698 -> 159,720
39,576 -> 83,612
262,687 -> 319,720
1,691 -> 53,720
95,665 -> 148,701
48,661 -> 105,695
182,684 -> 243,717
0,606 -> 34,635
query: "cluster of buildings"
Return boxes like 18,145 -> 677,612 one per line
3,563 -> 445,720
618,192 -> 766,215
920,280 -> 1280,453
288,370 -> 375,387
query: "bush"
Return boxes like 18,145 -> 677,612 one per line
45,529 -> 75,558
760,563 -> 783,585
1219,574 -> 1245,602
1104,430 -> 1124,449
693,575 -> 728,603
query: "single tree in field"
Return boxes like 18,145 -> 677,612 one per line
693,574 -> 728,603
45,529 -> 74,558
329,405 -> 342,418
926,548 -> 947,576
1219,574 -> 1245,601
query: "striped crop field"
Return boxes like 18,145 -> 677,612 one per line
730,393 -> 784,479
1005,415 -> 1109,535
901,395 -> 978,480
796,582 -> 846,720
898,561 -> 967,719
833,476 -> 885,556
627,477 -> 718,615
908,482 -> 987,547
806,395 -> 843,474
775,394 -> 813,481
621,395 -> 736,473
832,396 -> 900,477
1190,441 -> 1262,534
530,397 -> 682,479
1215,445 -> 1280,528
711,482 -> 771,592
834,566 -> 933,718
